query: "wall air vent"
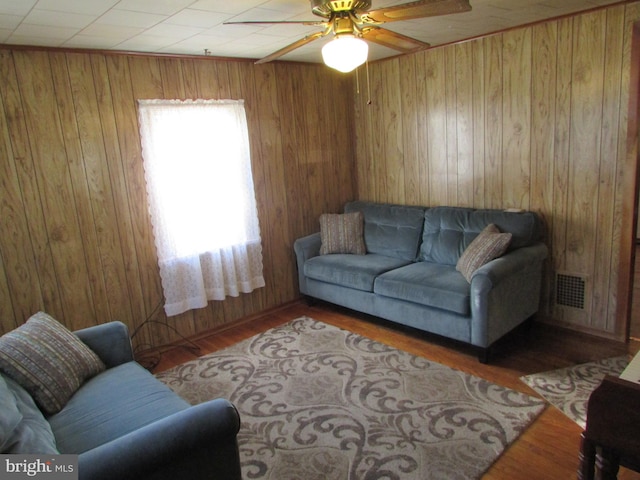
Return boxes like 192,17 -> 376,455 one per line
555,272 -> 587,310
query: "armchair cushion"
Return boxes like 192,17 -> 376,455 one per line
0,312 -> 105,414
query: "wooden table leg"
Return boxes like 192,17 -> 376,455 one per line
595,447 -> 619,480
579,433 -> 596,480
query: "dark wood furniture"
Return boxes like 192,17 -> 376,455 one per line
578,355 -> 640,480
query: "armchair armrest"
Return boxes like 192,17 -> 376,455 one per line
78,398 -> 242,480
74,321 -> 134,368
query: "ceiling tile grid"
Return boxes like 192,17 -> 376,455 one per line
0,0 -> 627,63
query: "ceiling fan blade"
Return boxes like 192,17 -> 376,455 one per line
362,0 -> 471,23
223,20 -> 326,27
255,31 -> 327,64
362,27 -> 429,53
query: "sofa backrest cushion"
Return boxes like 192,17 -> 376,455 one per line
345,201 -> 426,261
419,207 -> 543,266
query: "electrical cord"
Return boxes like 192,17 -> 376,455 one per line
130,301 -> 201,370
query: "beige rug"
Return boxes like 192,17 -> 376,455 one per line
156,316 -> 546,479
520,356 -> 629,429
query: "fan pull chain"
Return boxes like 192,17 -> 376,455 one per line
366,60 -> 372,105
355,62 -> 371,106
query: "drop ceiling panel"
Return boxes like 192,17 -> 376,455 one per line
0,0 -> 627,64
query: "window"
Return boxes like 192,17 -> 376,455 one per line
137,99 -> 265,316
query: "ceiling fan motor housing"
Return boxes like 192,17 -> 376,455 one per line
311,0 -> 372,16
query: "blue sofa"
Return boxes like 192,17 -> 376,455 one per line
0,321 -> 242,480
294,201 -> 548,362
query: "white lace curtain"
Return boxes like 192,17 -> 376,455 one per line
137,99 -> 265,316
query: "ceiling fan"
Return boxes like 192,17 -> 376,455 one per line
225,0 -> 472,72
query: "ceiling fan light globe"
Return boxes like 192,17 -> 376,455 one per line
322,35 -> 368,73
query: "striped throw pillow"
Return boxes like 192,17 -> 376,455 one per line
456,224 -> 512,282
319,212 -> 366,255
0,312 -> 105,414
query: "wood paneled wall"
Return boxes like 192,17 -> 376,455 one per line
2,1 -> 639,348
0,50 -> 356,349
354,2 -> 640,339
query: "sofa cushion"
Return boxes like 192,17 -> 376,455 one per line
374,262 -> 471,316
304,253 -> 412,292
456,224 -> 512,282
319,211 -> 366,255
48,362 -> 189,454
420,207 -> 542,266
0,312 -> 106,415
0,373 -> 22,451
1,373 -> 58,454
345,201 -> 425,261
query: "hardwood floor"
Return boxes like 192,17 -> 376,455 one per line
138,301 -> 640,480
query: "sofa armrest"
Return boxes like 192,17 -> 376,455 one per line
293,233 -> 322,295
294,232 -> 322,261
470,243 -> 548,349
74,321 -> 134,368
470,242 -> 548,286
78,398 -> 242,480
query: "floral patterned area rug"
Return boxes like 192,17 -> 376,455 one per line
156,316 -> 546,480
520,356 -> 629,429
